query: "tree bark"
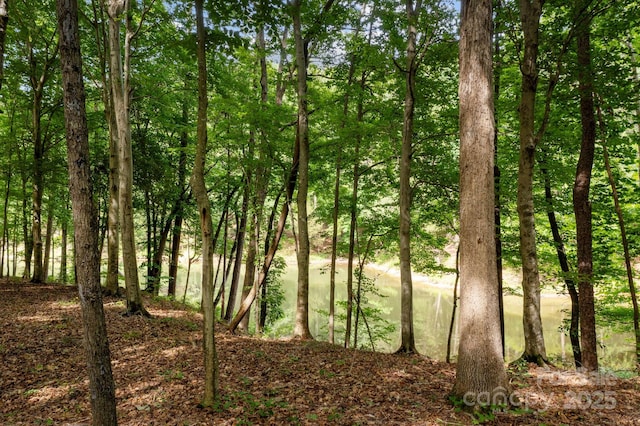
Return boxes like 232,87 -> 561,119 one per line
517,0 -> 548,366
493,2 -> 505,357
253,23 -> 271,335
192,0 -> 218,406
26,30 -> 58,283
291,0 -> 312,340
107,0 -> 146,315
573,1 -> 598,372
56,0 -> 118,422
452,0 -> 510,407
397,0 -> 420,354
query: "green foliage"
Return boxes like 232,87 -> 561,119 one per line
262,255 -> 287,336
215,390 -> 288,424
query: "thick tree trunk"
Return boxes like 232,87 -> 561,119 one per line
57,0 -> 118,422
452,0 -> 510,407
517,0 -> 547,365
292,0 -> 312,340
193,0 -> 218,406
573,2 -> 598,372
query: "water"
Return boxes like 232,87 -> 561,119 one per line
171,257 -> 637,371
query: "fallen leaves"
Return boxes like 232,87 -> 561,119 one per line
1,279 -> 639,425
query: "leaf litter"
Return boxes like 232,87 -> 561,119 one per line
1,279 -> 639,425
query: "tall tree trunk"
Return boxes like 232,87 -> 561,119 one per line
291,0 -> 312,340
31,90 -> 44,283
493,1 -> 505,357
253,23 -> 270,335
539,151 -> 582,367
573,1 -> 598,372
397,0 -> 420,354
27,33 -> 57,283
56,0 -> 118,422
193,0 -> 218,406
106,107 -> 120,295
345,106 -> 360,349
517,0 -> 548,365
452,0 -> 510,407
107,0 -> 146,315
92,0 -> 121,297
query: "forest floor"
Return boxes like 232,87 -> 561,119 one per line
1,279 -> 639,425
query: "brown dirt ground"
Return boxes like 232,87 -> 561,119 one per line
1,279 -> 639,425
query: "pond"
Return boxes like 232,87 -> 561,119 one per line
171,257 -> 637,372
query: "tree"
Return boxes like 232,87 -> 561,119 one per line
88,0 -> 121,296
291,0 -> 313,340
20,0 -> 59,283
516,0 -> 548,365
573,0 -> 597,372
396,0 -> 423,355
192,0 -> 218,406
452,0 -> 510,408
56,0 -> 117,422
106,0 -> 147,315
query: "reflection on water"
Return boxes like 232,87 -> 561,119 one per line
169,258 -> 636,371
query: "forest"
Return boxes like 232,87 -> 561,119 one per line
1,0 -> 640,424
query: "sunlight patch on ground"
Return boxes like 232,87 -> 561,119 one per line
160,345 -> 190,358
25,384 -> 74,405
